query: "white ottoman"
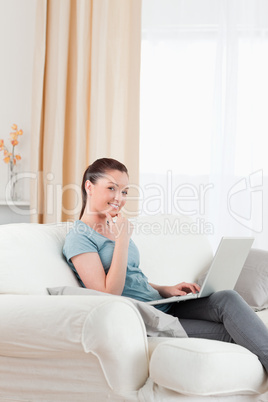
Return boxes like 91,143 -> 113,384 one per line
148,338 -> 267,397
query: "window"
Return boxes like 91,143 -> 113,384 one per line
139,0 -> 268,249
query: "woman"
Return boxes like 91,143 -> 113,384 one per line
63,158 -> 268,373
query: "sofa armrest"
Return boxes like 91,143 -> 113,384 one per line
0,295 -> 149,393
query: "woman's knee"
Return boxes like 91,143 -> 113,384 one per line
213,289 -> 239,299
209,290 -> 243,309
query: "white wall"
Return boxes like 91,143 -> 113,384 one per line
0,0 -> 37,222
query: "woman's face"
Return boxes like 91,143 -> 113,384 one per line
86,169 -> 129,217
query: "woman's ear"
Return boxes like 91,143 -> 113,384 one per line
85,180 -> 92,195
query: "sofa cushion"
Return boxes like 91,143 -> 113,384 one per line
149,338 -> 267,396
131,214 -> 213,285
234,248 -> 268,311
0,223 -> 79,295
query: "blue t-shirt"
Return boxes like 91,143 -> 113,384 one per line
63,220 -> 171,313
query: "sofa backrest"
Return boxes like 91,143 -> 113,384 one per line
0,215 -> 213,295
0,222 -> 79,295
131,215 -> 213,285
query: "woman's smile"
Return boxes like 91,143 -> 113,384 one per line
108,203 -> 120,210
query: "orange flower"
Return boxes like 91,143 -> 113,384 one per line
1,124 -> 23,166
10,132 -> 18,140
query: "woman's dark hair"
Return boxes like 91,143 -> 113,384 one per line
79,158 -> 128,219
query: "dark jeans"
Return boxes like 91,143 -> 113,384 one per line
168,290 -> 268,372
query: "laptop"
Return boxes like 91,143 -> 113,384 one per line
147,237 -> 254,306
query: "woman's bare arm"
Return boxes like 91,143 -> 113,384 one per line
72,214 -> 133,295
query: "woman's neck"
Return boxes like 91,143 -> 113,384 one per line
80,213 -> 113,238
81,213 -> 106,227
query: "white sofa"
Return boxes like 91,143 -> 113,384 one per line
0,214 -> 268,402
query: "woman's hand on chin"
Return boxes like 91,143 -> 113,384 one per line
106,212 -> 133,242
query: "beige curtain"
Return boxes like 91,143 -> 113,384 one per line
30,0 -> 141,223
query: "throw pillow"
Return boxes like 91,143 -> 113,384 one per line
198,248 -> 268,311
234,248 -> 268,311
